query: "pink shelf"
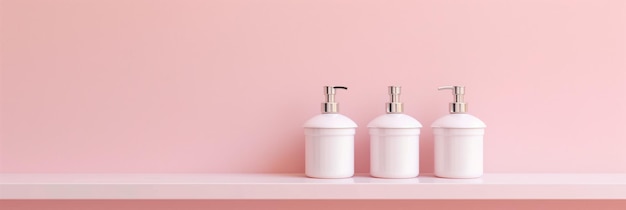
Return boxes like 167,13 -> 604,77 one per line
1,173 -> 626,199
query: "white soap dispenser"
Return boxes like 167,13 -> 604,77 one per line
432,86 -> 486,178
368,86 -> 422,178
303,86 -> 358,178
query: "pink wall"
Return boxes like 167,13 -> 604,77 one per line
1,0 -> 626,209
2,200 -> 626,210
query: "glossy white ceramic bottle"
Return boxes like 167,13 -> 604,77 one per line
368,86 -> 422,178
303,86 -> 357,178
432,86 -> 486,179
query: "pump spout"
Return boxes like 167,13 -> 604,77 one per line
386,86 -> 404,113
322,86 -> 348,113
438,86 -> 467,113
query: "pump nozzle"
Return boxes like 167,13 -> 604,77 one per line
322,86 -> 348,113
386,86 -> 404,113
438,86 -> 467,113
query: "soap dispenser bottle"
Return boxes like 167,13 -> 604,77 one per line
368,86 -> 422,178
303,86 -> 358,178
431,86 -> 486,178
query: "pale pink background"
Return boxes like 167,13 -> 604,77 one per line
2,200 -> 626,210
1,0 -> 626,209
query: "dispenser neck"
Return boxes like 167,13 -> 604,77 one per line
386,86 -> 404,113
322,86 -> 347,113
438,86 -> 467,114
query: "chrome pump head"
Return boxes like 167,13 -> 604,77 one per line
322,86 -> 348,113
386,86 -> 404,113
438,86 -> 467,113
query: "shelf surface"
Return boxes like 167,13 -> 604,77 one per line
1,173 -> 626,200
